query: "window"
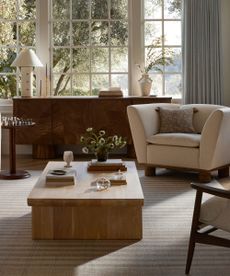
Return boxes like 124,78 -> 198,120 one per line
50,0 -> 129,96
144,0 -> 182,97
0,0 -> 182,99
0,0 -> 36,98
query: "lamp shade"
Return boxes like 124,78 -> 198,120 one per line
11,49 -> 43,67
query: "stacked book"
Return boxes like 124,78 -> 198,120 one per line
98,87 -> 123,98
88,159 -> 127,172
46,169 -> 76,187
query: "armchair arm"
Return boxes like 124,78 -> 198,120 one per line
127,103 -> 178,163
200,108 -> 230,170
191,183 -> 230,199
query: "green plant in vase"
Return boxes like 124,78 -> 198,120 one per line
80,127 -> 127,162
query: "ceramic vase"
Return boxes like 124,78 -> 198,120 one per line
138,73 -> 152,96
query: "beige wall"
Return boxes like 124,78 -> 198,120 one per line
221,0 -> 230,106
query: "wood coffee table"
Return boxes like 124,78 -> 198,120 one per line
27,161 -> 144,240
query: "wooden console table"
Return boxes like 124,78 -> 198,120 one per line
13,96 -> 172,159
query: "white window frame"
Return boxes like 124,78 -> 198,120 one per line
0,0 -> 182,100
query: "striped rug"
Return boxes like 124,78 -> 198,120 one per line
0,169 -> 230,276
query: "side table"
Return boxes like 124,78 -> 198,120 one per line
0,123 -> 35,180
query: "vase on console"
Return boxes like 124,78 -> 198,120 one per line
138,73 -> 152,96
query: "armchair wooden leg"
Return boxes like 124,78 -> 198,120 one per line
145,166 -> 156,176
198,171 -> 211,183
218,167 -> 229,178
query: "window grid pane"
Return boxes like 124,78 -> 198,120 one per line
0,0 -> 36,98
144,0 -> 182,97
51,0 -> 129,96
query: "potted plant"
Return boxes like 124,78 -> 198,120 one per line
136,36 -> 174,96
80,127 -> 127,162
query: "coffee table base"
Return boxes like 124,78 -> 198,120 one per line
0,170 -> 31,180
32,204 -> 142,240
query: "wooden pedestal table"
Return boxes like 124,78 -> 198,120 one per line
0,123 -> 35,179
27,161 -> 144,240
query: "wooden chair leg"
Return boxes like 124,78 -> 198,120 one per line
185,190 -> 203,274
218,167 -> 229,178
185,240 -> 196,275
145,166 -> 156,176
198,171 -> 211,183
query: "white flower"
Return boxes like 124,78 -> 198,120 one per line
109,143 -> 115,149
86,127 -> 93,132
80,136 -> 85,142
99,138 -> 105,144
112,135 -> 118,141
82,147 -> 89,154
99,130 -> 105,136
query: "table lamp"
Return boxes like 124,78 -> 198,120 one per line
11,49 -> 43,97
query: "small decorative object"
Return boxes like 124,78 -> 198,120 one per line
96,177 -> 111,191
63,151 -> 74,167
46,169 -> 76,187
136,36 -> 174,96
138,73 -> 153,96
80,128 -> 126,162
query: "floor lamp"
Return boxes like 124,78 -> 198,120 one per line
11,49 -> 43,97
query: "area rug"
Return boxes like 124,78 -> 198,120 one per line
0,170 -> 230,276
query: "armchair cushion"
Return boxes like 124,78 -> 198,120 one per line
200,196 -> 230,232
157,107 -> 196,133
147,133 -> 201,148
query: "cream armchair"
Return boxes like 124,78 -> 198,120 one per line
127,103 -> 230,182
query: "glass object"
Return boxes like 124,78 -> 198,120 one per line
91,48 -> 109,72
144,0 -> 162,19
0,47 -> 17,73
0,75 -> 17,98
92,74 -> 109,95
110,21 -> 128,46
165,73 -> 182,97
91,0 -> 108,19
111,74 -> 128,95
0,1 -> 17,19
164,0 -> 181,19
53,74 -> 71,96
91,21 -> 109,46
149,74 -> 163,96
53,21 -> 70,46
111,0 -> 128,19
63,151 -> 74,167
164,21 -> 181,46
53,48 -> 70,73
111,48 -> 128,72
52,0 -> 70,19
145,21 -> 162,46
72,48 -> 90,73
72,74 -> 90,95
18,0 -> 36,20
72,0 -> 90,19
164,48 -> 182,72
0,23 -> 16,46
96,177 -> 111,191
19,22 -> 36,46
72,22 -> 89,46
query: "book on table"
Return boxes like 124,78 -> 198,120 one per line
46,169 -> 76,187
88,159 -> 127,172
